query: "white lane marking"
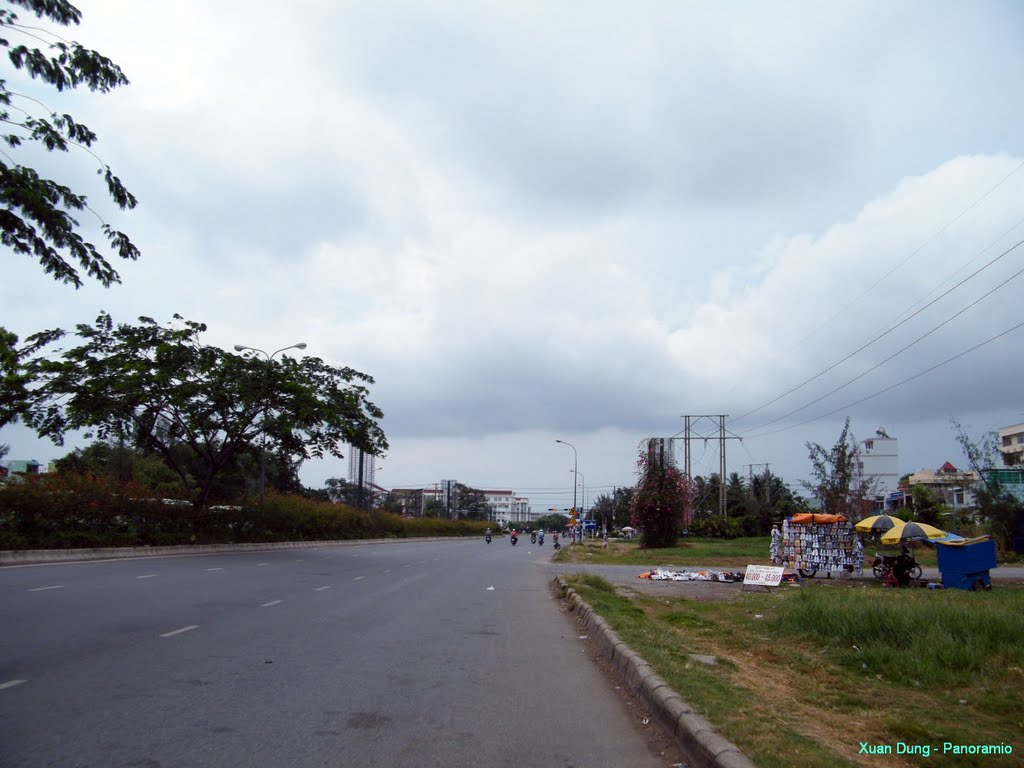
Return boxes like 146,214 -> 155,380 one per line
315,586 -> 330,591
403,564 -> 413,569
353,576 -> 365,581
257,563 -> 269,566
486,586 -> 495,591
261,600 -> 282,607
205,567 -> 223,572
0,679 -> 27,690
137,574 -> 158,579
28,585 -> 63,592
160,624 -> 200,638
383,569 -> 392,573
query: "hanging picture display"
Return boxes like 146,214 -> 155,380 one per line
782,515 -> 858,574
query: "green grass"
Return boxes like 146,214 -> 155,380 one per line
562,574 -> 1024,768
554,537 -> 772,567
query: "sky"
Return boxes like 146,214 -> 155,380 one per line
2,0 -> 1024,514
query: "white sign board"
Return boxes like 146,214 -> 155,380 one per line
743,565 -> 784,586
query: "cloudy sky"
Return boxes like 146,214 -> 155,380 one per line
3,0 -> 1023,512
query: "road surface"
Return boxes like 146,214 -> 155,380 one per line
1,539 -> 681,767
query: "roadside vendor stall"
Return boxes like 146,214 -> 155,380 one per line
782,513 -> 858,578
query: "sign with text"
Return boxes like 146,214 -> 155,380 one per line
743,565 -> 785,586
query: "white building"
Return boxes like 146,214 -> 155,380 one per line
859,428 -> 899,495
998,422 -> 1024,466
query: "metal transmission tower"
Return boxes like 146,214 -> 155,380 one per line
678,415 -> 743,520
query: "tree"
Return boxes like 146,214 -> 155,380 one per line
952,417 -> 1023,553
802,417 -> 875,517
1,0 -> 139,288
454,483 -> 489,520
20,312 -> 388,507
630,439 -> 693,548
590,487 -> 634,531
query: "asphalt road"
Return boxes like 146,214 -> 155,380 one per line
0,540 -> 679,768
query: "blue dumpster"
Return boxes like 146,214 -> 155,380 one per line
935,537 -> 998,590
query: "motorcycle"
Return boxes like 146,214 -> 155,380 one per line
511,533 -> 518,546
537,532 -> 544,546
530,531 -> 537,544
485,533 -> 491,543
872,551 -> 922,586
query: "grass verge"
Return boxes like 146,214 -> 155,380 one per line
564,573 -> 1024,768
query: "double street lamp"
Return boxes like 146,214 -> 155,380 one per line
233,342 -> 307,501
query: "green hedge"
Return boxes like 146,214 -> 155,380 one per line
0,474 -> 490,549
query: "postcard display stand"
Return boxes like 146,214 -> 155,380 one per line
782,519 -> 857,574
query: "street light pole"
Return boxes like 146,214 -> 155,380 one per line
571,469 -> 586,538
556,439 -> 578,542
233,342 -> 307,502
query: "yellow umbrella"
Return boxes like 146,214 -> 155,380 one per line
880,520 -> 949,545
854,514 -> 903,534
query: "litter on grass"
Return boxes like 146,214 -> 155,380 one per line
638,568 -> 742,582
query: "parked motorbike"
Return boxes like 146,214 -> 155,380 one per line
872,551 -> 922,586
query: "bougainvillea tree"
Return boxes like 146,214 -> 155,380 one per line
630,438 -> 694,548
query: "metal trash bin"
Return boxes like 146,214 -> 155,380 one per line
935,537 -> 998,590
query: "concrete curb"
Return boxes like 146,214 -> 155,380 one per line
555,576 -> 758,768
0,537 -> 462,567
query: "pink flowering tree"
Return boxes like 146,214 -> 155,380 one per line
630,439 -> 694,548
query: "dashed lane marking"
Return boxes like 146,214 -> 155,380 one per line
0,680 -> 27,690
137,574 -> 158,579
261,600 -> 283,607
353,576 -> 365,581
205,568 -> 224,572
160,624 -> 199,638
315,586 -> 330,591
28,585 -> 63,592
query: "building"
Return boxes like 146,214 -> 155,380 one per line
346,446 -> 376,488
997,422 -> 1024,466
859,428 -> 899,495
391,482 -> 531,524
2,459 -> 43,476
906,461 -> 980,508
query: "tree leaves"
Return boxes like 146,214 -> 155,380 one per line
21,313 -> 388,508
1,0 -> 137,288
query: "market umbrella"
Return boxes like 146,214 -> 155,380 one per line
854,514 -> 904,535
880,520 -> 950,545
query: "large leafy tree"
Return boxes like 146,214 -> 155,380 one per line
1,0 -> 138,288
20,312 -> 388,507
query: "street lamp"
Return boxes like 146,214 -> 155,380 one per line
233,342 -> 307,501
571,469 -> 586,539
555,439 -> 578,542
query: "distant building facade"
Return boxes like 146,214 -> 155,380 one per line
859,428 -> 899,495
391,482 -> 531,523
998,422 -> 1024,466
906,461 -> 980,508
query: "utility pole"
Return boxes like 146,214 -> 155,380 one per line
678,415 -> 743,520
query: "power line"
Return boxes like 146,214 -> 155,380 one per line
788,158 -> 1024,350
743,256 -> 1024,437
744,318 -> 1024,439
734,235 -> 1024,424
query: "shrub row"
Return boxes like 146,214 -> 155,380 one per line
0,474 -> 489,549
